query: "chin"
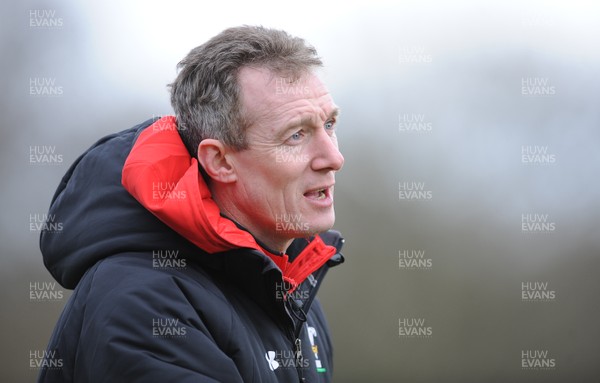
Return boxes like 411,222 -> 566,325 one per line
277,209 -> 335,238
307,213 -> 336,235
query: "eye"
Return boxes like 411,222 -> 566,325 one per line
288,130 -> 305,142
324,120 -> 335,131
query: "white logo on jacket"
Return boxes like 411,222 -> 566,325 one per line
265,351 -> 279,371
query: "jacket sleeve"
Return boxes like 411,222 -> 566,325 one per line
73,257 -> 245,383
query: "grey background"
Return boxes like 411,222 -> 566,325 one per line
1,0 -> 599,382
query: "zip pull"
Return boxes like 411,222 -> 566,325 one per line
294,338 -> 304,368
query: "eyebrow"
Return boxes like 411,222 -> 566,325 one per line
281,107 -> 341,135
330,107 -> 340,120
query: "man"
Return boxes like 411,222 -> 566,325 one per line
38,26 -> 345,382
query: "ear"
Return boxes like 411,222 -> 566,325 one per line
197,139 -> 237,183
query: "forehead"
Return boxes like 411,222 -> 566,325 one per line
238,66 -> 336,128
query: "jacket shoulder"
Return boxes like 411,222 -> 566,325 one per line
61,253 -> 244,382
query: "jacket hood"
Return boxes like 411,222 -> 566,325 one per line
41,117 -> 339,290
40,119 -> 194,289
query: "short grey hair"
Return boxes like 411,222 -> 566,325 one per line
169,25 -> 323,157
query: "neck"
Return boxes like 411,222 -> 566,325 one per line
212,190 -> 293,254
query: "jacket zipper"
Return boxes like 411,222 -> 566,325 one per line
285,297 -> 307,382
293,332 -> 305,382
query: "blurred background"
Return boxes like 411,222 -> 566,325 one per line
1,0 -> 599,381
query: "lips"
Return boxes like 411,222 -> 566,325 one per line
304,189 -> 327,200
303,185 -> 333,200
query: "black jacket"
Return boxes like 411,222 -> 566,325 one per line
38,118 -> 344,383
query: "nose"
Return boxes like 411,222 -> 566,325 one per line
310,128 -> 344,172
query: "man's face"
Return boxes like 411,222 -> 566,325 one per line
227,67 -> 344,249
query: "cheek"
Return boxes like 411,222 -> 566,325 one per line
259,172 -> 303,209
235,151 -> 308,197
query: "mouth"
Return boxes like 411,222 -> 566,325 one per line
303,185 -> 334,201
